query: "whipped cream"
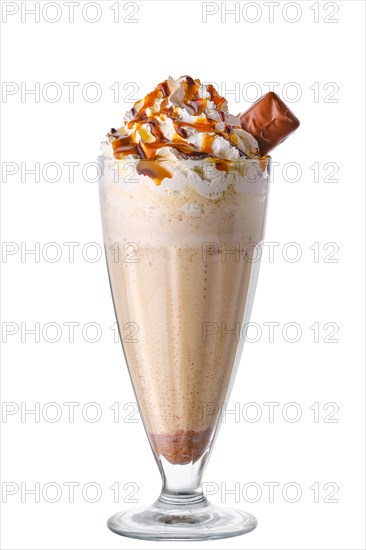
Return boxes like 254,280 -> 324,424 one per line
102,76 -> 260,163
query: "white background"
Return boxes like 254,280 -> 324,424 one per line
1,1 -> 365,549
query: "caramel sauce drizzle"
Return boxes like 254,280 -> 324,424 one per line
136,161 -> 173,185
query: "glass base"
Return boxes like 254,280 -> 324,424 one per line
107,498 -> 257,541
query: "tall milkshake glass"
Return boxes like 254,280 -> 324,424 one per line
99,154 -> 270,540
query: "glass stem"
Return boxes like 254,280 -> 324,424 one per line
156,455 -> 209,508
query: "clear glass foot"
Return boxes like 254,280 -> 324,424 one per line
107,496 -> 257,541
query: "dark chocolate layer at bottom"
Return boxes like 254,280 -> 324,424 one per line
149,429 -> 212,465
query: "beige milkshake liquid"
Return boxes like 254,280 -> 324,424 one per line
99,157 -> 268,464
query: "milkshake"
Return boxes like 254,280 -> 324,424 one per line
99,76 -> 299,539
99,76 -> 268,465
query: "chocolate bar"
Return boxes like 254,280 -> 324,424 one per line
240,92 -> 300,156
